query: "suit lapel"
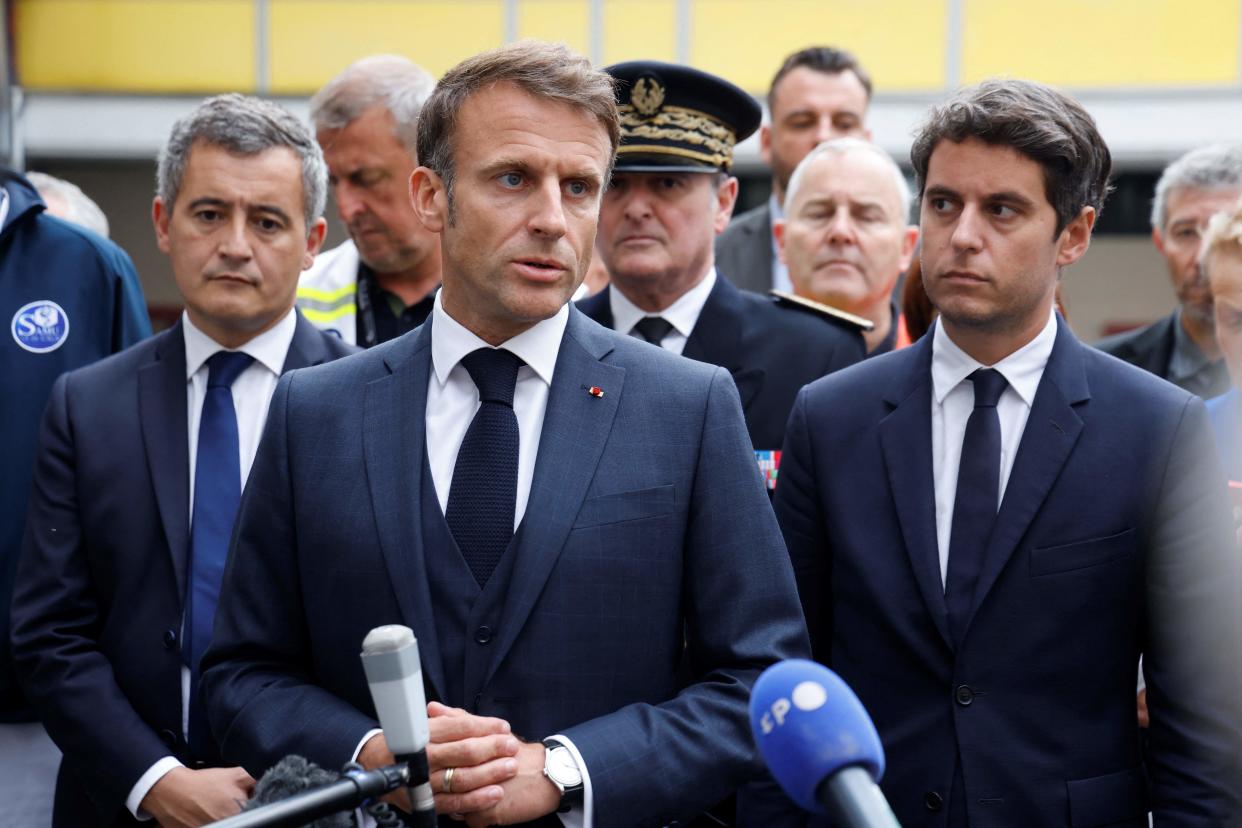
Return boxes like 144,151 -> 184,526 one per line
363,322 -> 447,699
967,320 -> 1088,625
683,277 -> 766,410
877,335 -> 953,650
281,311 -> 335,372
483,310 -> 625,686
138,325 -> 192,601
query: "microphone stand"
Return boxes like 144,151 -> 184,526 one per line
403,750 -> 437,828
207,763 -> 410,828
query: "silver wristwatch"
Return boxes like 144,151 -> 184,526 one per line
542,740 -> 584,809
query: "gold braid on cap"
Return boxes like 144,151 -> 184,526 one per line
618,104 -> 738,168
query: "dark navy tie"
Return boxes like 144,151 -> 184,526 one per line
632,316 -> 674,347
185,350 -> 253,755
944,368 -> 1008,645
446,348 -> 524,587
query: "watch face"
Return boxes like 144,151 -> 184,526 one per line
547,747 -> 583,788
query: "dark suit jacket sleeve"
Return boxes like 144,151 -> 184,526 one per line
1143,395 -> 1242,823
10,373 -> 171,816
772,387 -> 832,664
560,367 -> 811,828
200,371 -> 380,775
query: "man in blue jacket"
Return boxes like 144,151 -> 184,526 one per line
0,168 -> 151,826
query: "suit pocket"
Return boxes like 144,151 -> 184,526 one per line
1066,766 -> 1148,826
1029,528 -> 1135,577
572,484 -> 676,528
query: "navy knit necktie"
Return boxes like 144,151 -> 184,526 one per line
446,348 -> 524,587
185,349 -> 253,755
945,368 -> 1008,645
632,316 -> 674,347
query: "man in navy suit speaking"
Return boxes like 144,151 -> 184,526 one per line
771,80 -> 1242,826
201,41 -> 807,828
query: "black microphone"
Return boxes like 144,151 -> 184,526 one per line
207,755 -> 406,828
749,659 -> 900,827
243,756 -> 353,827
361,625 -> 436,827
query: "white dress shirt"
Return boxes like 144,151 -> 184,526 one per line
609,267 -> 717,354
126,308 -> 298,818
353,293 -> 592,827
767,194 -> 793,294
930,310 -> 1058,584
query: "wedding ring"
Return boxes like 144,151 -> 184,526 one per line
442,766 -> 457,794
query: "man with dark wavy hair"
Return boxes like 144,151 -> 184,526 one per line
769,79 -> 1242,826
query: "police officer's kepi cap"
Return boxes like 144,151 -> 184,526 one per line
604,60 -> 761,174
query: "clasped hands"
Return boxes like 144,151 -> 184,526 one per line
359,701 -> 562,826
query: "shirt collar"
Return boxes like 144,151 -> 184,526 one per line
0,187 -> 10,229
931,308 -> 1058,406
182,306 -> 297,380
430,290 -> 567,388
609,267 -> 718,340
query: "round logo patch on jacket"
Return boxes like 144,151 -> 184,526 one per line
12,300 -> 70,353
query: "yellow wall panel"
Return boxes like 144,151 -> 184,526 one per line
962,0 -> 1241,87
518,0 -> 589,54
690,0 -> 947,94
17,0 -> 254,93
270,1 -> 505,93
603,0 -> 677,65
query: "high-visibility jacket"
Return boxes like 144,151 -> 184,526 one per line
296,240 -> 359,345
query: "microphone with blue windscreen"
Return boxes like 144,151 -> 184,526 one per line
749,659 -> 900,827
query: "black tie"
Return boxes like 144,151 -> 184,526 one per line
945,368 -> 1008,645
632,316 -> 674,346
445,348 -> 524,587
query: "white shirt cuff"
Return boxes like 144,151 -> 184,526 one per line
126,756 -> 184,820
351,728 -> 384,764
547,734 -> 593,828
351,729 -> 385,828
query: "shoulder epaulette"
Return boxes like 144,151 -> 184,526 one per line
768,289 -> 874,332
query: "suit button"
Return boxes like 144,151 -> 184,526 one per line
159,729 -> 178,748
474,626 -> 493,645
954,685 -> 974,706
162,629 -> 178,650
924,791 -> 943,811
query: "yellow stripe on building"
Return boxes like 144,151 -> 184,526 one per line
518,0 -> 590,54
17,0 -> 254,93
690,0 -> 949,94
268,0 -> 505,93
962,0 -> 1241,87
603,0 -> 678,65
